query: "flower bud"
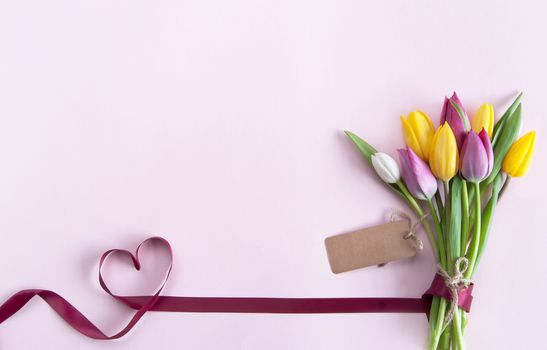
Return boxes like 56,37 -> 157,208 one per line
397,146 -> 437,200
371,152 -> 400,183
503,131 -> 536,177
460,129 -> 494,182
440,92 -> 470,149
429,123 -> 460,181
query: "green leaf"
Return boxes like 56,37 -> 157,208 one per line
492,92 -> 523,147
484,104 -> 522,184
447,177 -> 462,270
344,130 -> 377,166
474,173 -> 504,272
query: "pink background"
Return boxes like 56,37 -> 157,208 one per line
0,1 -> 546,349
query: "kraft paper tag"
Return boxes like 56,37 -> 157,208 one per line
325,220 -> 419,274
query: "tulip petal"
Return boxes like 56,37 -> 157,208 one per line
398,148 -> 423,199
472,103 -> 494,138
398,147 -> 437,200
440,97 -> 449,125
409,111 -> 434,160
516,134 -> 535,176
460,131 -> 488,182
503,131 -> 536,177
440,92 -> 470,149
429,123 -> 459,181
478,129 -> 494,177
371,153 -> 400,183
400,115 -> 424,159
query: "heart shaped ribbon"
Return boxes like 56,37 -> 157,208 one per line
0,237 -> 473,339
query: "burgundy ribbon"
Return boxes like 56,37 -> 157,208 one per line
0,237 -> 473,340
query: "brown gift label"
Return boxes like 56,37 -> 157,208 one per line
325,220 -> 419,274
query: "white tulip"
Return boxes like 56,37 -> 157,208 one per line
371,152 -> 400,184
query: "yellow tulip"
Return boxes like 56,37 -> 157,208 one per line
400,111 -> 435,161
502,131 -> 536,177
472,103 -> 494,138
429,123 -> 459,181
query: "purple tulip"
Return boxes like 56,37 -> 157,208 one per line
397,146 -> 438,200
460,129 -> 494,182
440,92 -> 470,149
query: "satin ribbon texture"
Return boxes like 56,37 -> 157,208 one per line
0,237 -> 473,340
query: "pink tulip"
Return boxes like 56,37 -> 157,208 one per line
440,92 -> 470,149
397,146 -> 438,200
460,129 -> 494,182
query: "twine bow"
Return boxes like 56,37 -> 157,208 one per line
437,257 -> 473,327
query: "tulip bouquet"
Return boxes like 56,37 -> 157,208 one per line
345,92 -> 535,350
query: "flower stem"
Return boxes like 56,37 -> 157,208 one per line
452,307 -> 466,349
465,182 -> 482,278
427,182 -> 452,349
439,326 -> 451,349
427,297 -> 447,349
443,180 -> 450,198
435,191 -> 444,216
461,180 -> 470,255
459,181 -> 470,339
427,199 -> 446,267
396,181 -> 439,260
461,311 -> 468,336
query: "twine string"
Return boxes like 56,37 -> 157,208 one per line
437,257 -> 473,327
389,211 -> 429,252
